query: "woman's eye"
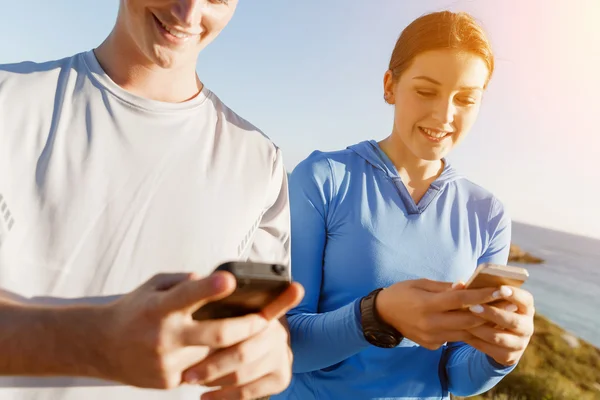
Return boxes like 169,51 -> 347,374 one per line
417,90 -> 435,97
456,97 -> 476,105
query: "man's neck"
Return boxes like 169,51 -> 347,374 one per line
94,29 -> 202,103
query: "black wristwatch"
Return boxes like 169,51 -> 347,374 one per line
360,288 -> 403,348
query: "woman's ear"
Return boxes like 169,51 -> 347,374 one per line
383,70 -> 396,104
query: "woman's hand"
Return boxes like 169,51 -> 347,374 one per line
464,286 -> 535,366
376,279 -> 503,350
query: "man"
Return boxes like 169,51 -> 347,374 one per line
0,1 -> 303,399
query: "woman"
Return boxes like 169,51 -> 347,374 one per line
274,11 -> 535,400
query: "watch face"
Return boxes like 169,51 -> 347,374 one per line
365,330 -> 400,348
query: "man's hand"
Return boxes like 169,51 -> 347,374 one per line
102,271 -> 303,392
183,283 -> 304,400
465,286 -> 535,366
376,279 -> 503,350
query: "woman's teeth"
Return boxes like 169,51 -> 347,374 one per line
421,127 -> 449,138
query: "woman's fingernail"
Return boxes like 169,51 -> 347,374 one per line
469,305 -> 484,314
493,286 -> 513,299
505,304 -> 519,313
452,281 -> 463,289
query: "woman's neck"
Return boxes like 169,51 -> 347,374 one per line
378,135 -> 445,203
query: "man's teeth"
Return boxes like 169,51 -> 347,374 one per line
421,127 -> 449,138
159,20 -> 193,38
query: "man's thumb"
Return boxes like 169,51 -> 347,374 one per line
159,271 -> 236,312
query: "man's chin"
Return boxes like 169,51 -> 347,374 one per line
150,48 -> 187,69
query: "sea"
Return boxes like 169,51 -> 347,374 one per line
512,222 -> 600,347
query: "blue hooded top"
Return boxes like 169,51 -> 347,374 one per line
274,140 -> 515,400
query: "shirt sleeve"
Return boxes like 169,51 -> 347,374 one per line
285,153 -> 370,374
246,147 -> 291,269
443,197 -> 516,397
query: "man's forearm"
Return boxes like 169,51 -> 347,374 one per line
0,299 -> 113,379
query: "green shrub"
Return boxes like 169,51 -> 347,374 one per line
452,315 -> 600,400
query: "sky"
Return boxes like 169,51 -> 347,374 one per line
0,0 -> 599,239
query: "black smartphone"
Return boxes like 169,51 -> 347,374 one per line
192,261 -> 291,320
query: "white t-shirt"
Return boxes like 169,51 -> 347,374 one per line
0,50 -> 290,399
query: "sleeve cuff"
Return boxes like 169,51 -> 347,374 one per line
352,297 -> 368,345
485,354 -> 518,374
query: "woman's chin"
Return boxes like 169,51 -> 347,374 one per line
414,148 -> 448,162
